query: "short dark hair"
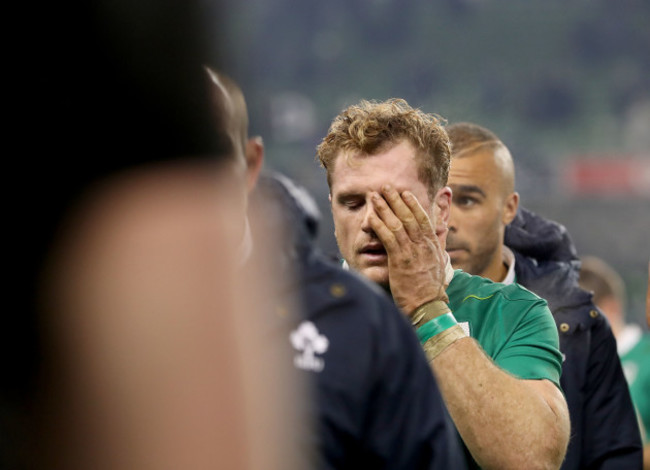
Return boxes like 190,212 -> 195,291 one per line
446,122 -> 504,157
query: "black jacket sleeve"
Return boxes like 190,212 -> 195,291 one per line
507,207 -> 642,469
560,307 -> 643,469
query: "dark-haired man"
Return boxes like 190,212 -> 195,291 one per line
446,121 -> 643,469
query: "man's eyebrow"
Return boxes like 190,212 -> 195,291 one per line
335,191 -> 364,201
449,184 -> 486,198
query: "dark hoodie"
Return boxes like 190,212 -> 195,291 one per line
506,207 -> 642,469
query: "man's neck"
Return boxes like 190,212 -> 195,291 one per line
482,246 -> 515,284
500,246 -> 516,285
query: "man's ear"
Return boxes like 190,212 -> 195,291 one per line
434,186 -> 452,235
245,136 -> 265,193
502,191 -> 519,226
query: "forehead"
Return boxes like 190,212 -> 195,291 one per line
330,140 -> 429,197
448,147 -> 506,192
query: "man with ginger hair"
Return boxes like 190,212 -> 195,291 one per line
317,98 -> 570,470
446,121 -> 643,469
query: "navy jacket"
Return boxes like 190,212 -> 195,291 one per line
251,173 -> 465,470
506,207 -> 642,469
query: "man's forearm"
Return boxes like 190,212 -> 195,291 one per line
430,337 -> 570,470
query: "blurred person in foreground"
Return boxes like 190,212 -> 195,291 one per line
445,121 -> 643,469
207,68 -> 465,469
317,98 -> 570,470
6,2 -> 302,466
34,158 -> 298,470
22,72 -> 302,469
579,255 -> 650,469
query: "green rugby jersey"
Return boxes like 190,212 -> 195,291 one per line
447,270 -> 563,389
621,333 -> 650,444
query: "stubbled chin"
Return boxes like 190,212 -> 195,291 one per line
447,253 -> 465,270
358,265 -> 389,288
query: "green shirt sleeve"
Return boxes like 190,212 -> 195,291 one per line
448,271 -> 563,390
493,296 -> 563,389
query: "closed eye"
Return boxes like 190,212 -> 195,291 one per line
336,195 -> 365,211
342,200 -> 364,211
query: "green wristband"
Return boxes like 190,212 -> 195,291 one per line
417,312 -> 458,344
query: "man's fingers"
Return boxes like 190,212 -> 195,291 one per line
380,185 -> 423,241
370,192 -> 413,247
367,210 -> 400,252
402,190 -> 435,237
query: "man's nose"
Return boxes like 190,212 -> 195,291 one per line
360,202 -> 376,235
